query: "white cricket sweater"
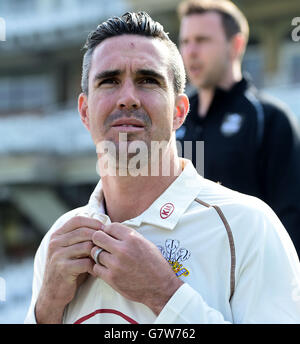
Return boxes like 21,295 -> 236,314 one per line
25,160 -> 300,324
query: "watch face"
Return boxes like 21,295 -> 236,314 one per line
220,113 -> 244,137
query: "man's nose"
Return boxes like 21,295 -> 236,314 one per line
117,81 -> 141,110
184,42 -> 198,58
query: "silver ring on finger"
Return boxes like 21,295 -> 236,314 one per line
93,247 -> 103,264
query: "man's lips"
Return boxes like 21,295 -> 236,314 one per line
111,118 -> 146,131
188,65 -> 203,75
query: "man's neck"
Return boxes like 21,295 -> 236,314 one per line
197,65 -> 242,118
100,155 -> 183,223
198,88 -> 214,117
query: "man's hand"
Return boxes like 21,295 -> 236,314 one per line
35,216 -> 102,323
91,223 -> 183,316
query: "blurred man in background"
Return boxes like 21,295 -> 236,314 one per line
177,0 -> 300,255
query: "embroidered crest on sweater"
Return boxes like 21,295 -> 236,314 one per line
157,239 -> 191,277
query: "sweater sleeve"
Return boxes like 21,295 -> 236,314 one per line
154,283 -> 231,324
24,231 -> 51,324
24,208 -> 88,324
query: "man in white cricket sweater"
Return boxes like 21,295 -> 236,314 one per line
25,12 -> 300,324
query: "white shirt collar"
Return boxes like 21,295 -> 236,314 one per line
87,159 -> 203,230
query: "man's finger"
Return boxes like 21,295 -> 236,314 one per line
93,261 -> 109,280
59,227 -> 97,247
62,241 -> 94,259
91,246 -> 113,266
55,216 -> 103,235
68,258 -> 95,276
101,222 -> 136,240
92,230 -> 119,254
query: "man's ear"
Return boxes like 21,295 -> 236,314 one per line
230,33 -> 246,61
78,92 -> 90,131
173,94 -> 189,131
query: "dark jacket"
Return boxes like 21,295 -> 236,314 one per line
177,76 -> 300,255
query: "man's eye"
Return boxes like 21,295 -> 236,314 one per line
140,78 -> 159,85
196,37 -> 210,43
98,78 -> 118,86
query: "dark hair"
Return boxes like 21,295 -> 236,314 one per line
81,11 -> 186,95
177,0 -> 249,43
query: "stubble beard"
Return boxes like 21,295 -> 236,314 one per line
96,108 -> 177,177
97,130 -> 176,177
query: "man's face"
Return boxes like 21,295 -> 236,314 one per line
179,12 -> 232,89
79,35 -> 186,159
